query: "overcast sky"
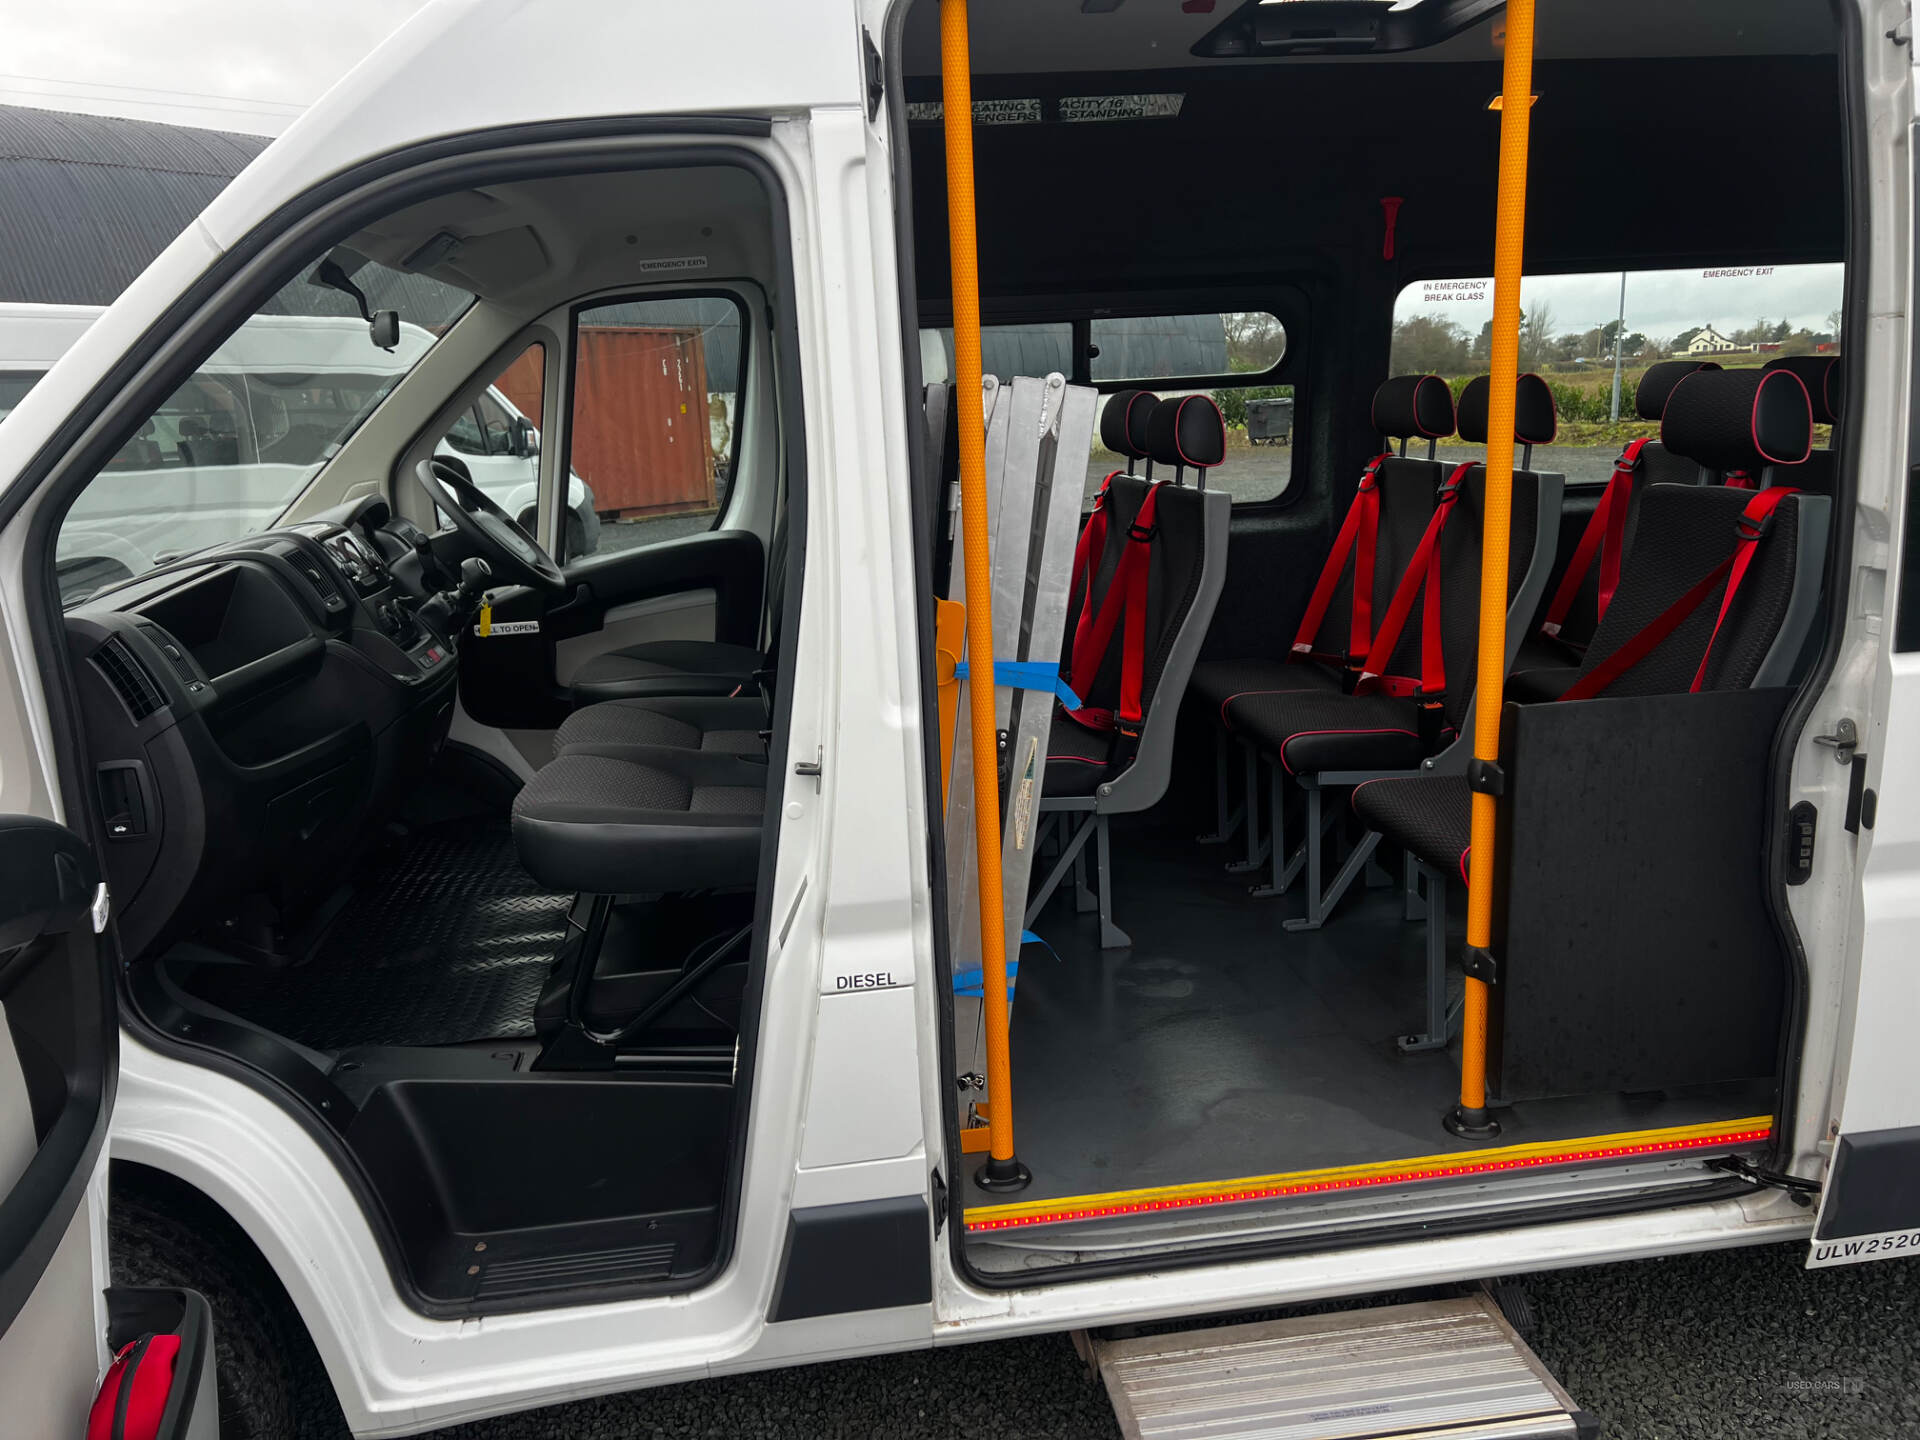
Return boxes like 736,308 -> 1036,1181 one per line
0,0 -> 428,134
1396,262 -> 1846,346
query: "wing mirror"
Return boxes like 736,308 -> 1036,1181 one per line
511,416 -> 541,458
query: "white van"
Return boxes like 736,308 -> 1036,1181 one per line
0,1 -> 1915,1436
0,302 -> 597,601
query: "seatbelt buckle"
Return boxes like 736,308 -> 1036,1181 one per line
1735,507 -> 1776,542
1126,519 -> 1158,543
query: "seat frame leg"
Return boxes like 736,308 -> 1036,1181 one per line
1249,760 -> 1293,898
1093,812 -> 1131,950
1285,791 -> 1382,933
1404,850 -> 1427,921
1196,726 -> 1245,845
1073,840 -> 1097,913
1225,741 -> 1271,874
1398,861 -> 1461,1053
1024,810 -> 1098,929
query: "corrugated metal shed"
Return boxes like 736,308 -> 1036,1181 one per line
0,105 -> 464,325
0,105 -> 266,305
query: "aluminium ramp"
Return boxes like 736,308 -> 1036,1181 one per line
1090,1296 -> 1595,1440
947,373 -> 1097,1086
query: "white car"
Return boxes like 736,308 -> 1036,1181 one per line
0,302 -> 597,599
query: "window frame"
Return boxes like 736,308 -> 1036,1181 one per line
556,287 -> 752,558
915,284 -> 1312,508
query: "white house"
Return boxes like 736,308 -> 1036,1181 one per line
1686,324 -> 1742,354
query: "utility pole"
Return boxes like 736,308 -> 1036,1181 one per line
1608,270 -> 1628,421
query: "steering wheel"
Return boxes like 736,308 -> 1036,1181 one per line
413,457 -> 567,593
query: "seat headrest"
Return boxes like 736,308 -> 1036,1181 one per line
1371,375 -> 1455,440
1099,388 -> 1160,460
1763,354 -> 1842,426
1635,359 -> 1721,420
1145,395 -> 1227,469
1662,367 -> 1813,473
1455,373 -> 1558,448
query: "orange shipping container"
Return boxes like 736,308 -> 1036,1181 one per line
495,326 -> 717,520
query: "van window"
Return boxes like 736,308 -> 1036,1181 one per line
1391,262 -> 1844,484
55,257 -> 472,604
425,342 -> 557,548
568,296 -> 745,553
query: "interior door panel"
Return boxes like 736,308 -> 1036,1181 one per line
458,528 -> 764,731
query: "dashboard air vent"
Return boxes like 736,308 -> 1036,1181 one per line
289,555 -> 347,613
92,635 -> 165,721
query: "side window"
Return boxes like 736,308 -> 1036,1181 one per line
918,313 -> 1295,505
569,296 -> 745,556
1390,262 -> 1845,485
1093,311 -> 1291,505
425,342 -> 548,540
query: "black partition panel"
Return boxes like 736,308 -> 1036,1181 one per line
1490,687 -> 1794,1104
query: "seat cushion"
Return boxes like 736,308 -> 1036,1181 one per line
553,696 -> 766,760
1188,657 -> 1342,719
569,639 -> 766,704
1352,775 -> 1472,881
1043,708 -> 1112,797
1225,689 -> 1428,777
511,745 -> 767,894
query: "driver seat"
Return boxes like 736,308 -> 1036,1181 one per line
566,504 -> 788,706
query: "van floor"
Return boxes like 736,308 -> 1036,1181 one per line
165,819 -> 570,1050
962,813 -> 1771,1216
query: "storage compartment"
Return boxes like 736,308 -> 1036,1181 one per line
137,563 -> 310,681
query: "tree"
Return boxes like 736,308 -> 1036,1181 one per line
1672,325 -> 1704,352
1389,315 -> 1472,376
1518,303 -> 1555,369
1828,308 -> 1844,343
1221,311 -> 1286,371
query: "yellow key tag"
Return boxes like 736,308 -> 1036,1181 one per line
478,598 -> 492,638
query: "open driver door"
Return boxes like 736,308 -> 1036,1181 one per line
0,817 -> 219,1434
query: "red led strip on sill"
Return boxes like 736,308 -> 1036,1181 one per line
964,1128 -> 1774,1232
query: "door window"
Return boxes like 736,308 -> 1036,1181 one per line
424,343 -> 555,547
566,296 -> 745,556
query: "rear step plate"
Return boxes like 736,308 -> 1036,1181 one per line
1087,1295 -> 1595,1440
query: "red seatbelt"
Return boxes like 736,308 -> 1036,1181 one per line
1725,469 -> 1757,491
1067,470 -> 1126,667
1066,483 -> 1163,734
1559,488 -> 1794,703
1291,453 -> 1392,668
1356,463 -> 1473,700
1540,438 -> 1647,640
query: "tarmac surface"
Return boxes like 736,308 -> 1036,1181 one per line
428,1243 -> 1919,1439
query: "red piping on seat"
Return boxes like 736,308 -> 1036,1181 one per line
1279,727 -> 1420,777
1219,684 -> 1336,729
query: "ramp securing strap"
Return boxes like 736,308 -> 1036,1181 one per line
953,659 -> 1083,710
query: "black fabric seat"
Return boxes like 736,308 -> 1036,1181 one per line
1188,374 -> 1453,718
1361,365 -> 1824,889
511,744 -> 767,895
1227,689 -> 1428,776
1764,354 -> 1844,495
551,695 -> 766,759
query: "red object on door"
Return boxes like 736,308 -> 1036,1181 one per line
88,1334 -> 180,1440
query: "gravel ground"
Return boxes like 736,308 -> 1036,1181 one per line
427,1243 -> 1919,1439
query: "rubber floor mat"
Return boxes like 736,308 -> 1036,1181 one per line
177,821 -> 569,1049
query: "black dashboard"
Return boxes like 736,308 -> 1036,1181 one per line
65,498 -> 463,961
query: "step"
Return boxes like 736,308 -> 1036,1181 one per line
1086,1294 -> 1596,1440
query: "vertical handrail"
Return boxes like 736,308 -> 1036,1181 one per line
1449,0 -> 1537,1141
940,0 -> 1028,1190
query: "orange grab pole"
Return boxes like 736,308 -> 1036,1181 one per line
940,0 -> 1027,1190
1451,0 -> 1537,1140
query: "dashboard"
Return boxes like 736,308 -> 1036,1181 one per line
65,498 -> 463,961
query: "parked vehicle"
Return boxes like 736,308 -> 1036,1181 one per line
0,303 -> 597,602
0,1 -> 1912,1436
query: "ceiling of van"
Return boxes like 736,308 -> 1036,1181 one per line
899,0 -> 1837,74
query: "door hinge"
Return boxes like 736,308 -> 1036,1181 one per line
1708,1155 -> 1821,1206
1812,717 -> 1859,765
794,747 -> 823,789
863,29 -> 885,122
931,1166 -> 948,1237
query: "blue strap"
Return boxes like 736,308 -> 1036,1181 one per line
951,931 -> 1053,996
953,659 -> 1082,711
